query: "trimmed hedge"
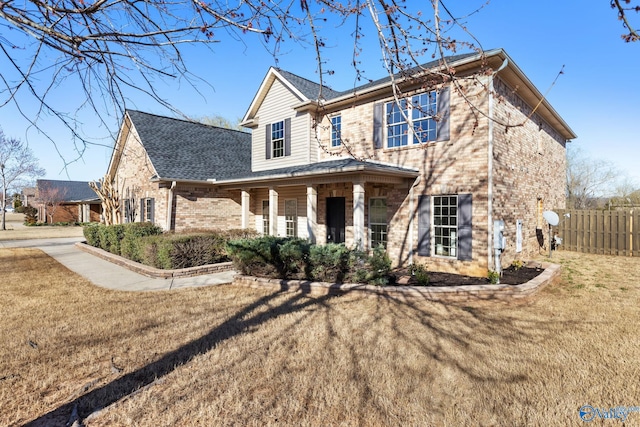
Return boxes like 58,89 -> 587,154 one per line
83,223 -> 258,269
226,237 -> 391,285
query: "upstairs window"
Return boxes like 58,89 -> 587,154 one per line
331,115 -> 342,147
386,90 -> 438,147
412,92 -> 437,144
386,99 -> 408,148
271,120 -> 285,158
265,118 -> 291,160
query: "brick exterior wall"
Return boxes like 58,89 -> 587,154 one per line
314,78 -> 492,276
491,77 -> 567,266
113,124 -> 245,232
308,75 -> 567,276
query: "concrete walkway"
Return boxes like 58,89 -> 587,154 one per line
0,237 -> 236,291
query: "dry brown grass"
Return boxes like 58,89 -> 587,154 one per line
0,213 -> 84,240
1,248 -> 639,426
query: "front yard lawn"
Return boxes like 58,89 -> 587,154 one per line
1,248 -> 639,426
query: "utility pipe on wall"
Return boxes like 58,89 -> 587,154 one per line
166,181 -> 176,231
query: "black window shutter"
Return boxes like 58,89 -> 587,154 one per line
373,102 -> 383,149
140,199 -> 144,222
265,124 -> 272,159
457,193 -> 472,261
149,198 -> 155,223
418,195 -> 431,257
284,118 -> 291,156
436,87 -> 450,142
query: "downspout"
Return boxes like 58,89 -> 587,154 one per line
488,76 -> 494,272
408,175 -> 422,265
166,181 -> 176,231
488,58 -> 509,272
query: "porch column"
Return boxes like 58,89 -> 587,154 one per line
306,185 -> 317,243
269,187 -> 278,236
353,180 -> 365,250
241,189 -> 250,229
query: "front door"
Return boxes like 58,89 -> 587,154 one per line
326,197 -> 345,243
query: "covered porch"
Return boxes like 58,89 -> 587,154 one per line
215,159 -> 419,262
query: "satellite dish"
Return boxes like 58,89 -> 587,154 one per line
543,210 -> 560,226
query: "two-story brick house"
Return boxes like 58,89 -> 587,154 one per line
106,48 -> 575,277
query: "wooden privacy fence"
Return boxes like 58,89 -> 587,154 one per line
556,209 -> 640,256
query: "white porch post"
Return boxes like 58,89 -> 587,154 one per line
353,180 -> 365,250
241,189 -> 250,229
306,185 -> 317,243
269,187 -> 278,236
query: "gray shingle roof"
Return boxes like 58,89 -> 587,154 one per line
278,52 -> 481,102
126,111 -> 252,181
37,180 -> 98,202
276,69 -> 342,100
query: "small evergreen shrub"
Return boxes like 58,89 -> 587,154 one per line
22,206 -> 38,225
409,263 -> 430,286
226,236 -> 287,278
309,243 -> 351,283
488,270 -> 500,284
120,222 -> 163,262
83,223 -> 102,247
278,238 -> 311,280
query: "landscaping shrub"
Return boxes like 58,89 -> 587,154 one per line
228,238 -> 392,285
308,243 -> 351,283
22,206 -> 38,225
226,236 -> 287,278
83,223 -> 102,247
120,222 -> 163,262
409,263 -> 430,286
169,234 -> 228,269
278,238 -> 311,280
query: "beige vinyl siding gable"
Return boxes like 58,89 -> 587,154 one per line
251,79 -> 313,172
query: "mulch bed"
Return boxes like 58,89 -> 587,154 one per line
389,265 -> 543,287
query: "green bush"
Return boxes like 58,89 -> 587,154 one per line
22,206 -> 38,225
488,270 -> 500,284
120,222 -> 163,262
226,236 -> 286,278
308,243 -> 351,283
83,223 -> 102,247
409,263 -> 430,286
278,238 -> 311,280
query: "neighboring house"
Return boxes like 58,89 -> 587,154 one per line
34,180 -> 101,223
107,49 -> 576,276
106,111 -> 252,230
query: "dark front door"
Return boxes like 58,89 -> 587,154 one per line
326,197 -> 345,243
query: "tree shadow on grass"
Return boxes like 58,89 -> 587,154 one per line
25,283 -> 581,426
25,286 -> 338,426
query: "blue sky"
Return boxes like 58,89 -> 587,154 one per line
1,0 -> 638,192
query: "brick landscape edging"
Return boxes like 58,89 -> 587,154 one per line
233,262 -> 561,302
75,242 -> 234,279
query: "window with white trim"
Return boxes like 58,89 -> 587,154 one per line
262,200 -> 269,235
386,90 -> 437,147
331,115 -> 342,147
285,199 -> 297,237
433,195 -> 457,257
272,120 -> 285,158
369,198 -> 387,249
